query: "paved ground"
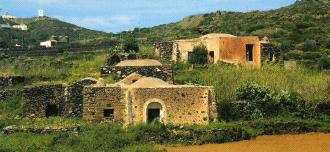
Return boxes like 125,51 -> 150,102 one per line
166,133 -> 330,152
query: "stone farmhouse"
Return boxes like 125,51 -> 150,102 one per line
84,73 -> 217,125
23,74 -> 217,126
155,33 -> 271,68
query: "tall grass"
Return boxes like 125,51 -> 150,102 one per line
0,50 -> 109,85
175,63 -> 329,102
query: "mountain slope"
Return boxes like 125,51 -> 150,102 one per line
130,0 -> 329,49
0,17 -> 109,48
126,0 -> 330,69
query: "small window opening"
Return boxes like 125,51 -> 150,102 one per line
46,104 -> 59,117
104,108 -> 114,118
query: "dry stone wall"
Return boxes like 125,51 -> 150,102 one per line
23,84 -> 66,118
83,86 -> 126,123
23,78 -> 98,118
0,89 -> 21,101
100,65 -> 173,83
65,78 -> 98,117
0,76 -> 25,87
154,42 -> 174,61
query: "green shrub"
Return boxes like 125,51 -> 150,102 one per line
236,81 -> 280,119
123,39 -> 139,52
319,56 -> 330,69
302,52 -> 323,60
188,44 -> 208,64
303,39 -> 317,52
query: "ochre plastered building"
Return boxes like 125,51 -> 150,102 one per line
83,73 -> 217,126
156,33 -> 269,68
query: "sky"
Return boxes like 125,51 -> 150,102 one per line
0,0 -> 296,33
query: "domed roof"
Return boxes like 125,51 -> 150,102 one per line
129,77 -> 170,88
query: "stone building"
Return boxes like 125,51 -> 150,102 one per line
155,33 -> 270,68
22,74 -> 217,126
83,73 -> 217,125
101,59 -> 173,83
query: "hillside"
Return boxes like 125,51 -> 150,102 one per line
126,0 -> 330,69
0,16 -> 109,48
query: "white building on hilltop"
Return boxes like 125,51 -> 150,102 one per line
38,9 -> 44,17
2,12 -> 16,19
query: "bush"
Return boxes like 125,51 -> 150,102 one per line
235,81 -> 321,120
236,81 -> 280,119
188,44 -> 208,64
303,39 -> 317,52
319,56 -> 330,69
302,52 -> 323,60
123,39 -> 139,52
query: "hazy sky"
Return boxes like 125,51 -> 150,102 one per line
1,0 -> 296,33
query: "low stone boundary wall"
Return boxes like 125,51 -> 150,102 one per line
0,89 -> 21,101
100,65 -> 173,82
3,125 -> 80,134
0,76 -> 25,87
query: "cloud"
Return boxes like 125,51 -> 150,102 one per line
56,15 -> 137,32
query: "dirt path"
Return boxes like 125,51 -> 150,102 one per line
166,133 -> 330,152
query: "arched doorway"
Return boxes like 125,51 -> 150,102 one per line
146,102 -> 163,123
45,104 -> 59,117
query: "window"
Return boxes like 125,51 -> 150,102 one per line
104,108 -> 114,118
246,44 -> 254,61
46,104 -> 59,117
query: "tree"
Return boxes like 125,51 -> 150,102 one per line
123,39 -> 139,52
188,44 -> 208,64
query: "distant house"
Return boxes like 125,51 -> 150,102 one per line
12,24 -> 28,31
155,33 -> 271,68
2,12 -> 16,19
40,40 -> 57,48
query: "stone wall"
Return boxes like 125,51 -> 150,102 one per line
0,76 -> 25,87
65,78 -> 98,117
100,65 -> 173,83
3,125 -> 80,134
23,78 -> 98,118
130,87 -> 216,125
23,84 -> 66,118
83,86 -> 127,123
83,85 -> 217,125
0,89 -> 21,101
154,42 -> 174,61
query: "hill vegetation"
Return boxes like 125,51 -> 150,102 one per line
0,17 -> 110,49
125,0 -> 330,69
